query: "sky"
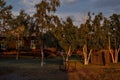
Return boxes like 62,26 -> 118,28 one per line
5,0 -> 120,26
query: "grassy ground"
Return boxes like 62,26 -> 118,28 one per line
0,56 -> 120,80
68,63 -> 120,80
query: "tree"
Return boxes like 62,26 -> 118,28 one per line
78,12 -> 93,65
0,0 -> 12,32
5,9 -> 29,60
108,14 -> 120,63
53,17 -> 79,62
15,9 -> 31,38
10,25 -> 25,60
34,0 -> 60,66
15,9 -> 29,26
92,12 -> 106,50
0,0 -> 13,55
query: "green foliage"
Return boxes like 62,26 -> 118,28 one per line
34,0 -> 60,30
78,12 -> 120,51
15,9 -> 29,26
0,0 -> 12,30
43,31 -> 60,48
0,0 -> 119,52
109,14 -> 120,49
52,17 -> 79,51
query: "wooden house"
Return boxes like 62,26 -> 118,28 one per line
91,50 -> 112,65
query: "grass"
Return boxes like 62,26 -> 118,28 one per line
0,56 -> 120,80
67,61 -> 120,80
0,56 -> 68,80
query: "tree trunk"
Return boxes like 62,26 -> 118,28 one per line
16,35 -> 19,60
83,44 -> 92,65
16,51 -> 19,60
41,46 -> 44,67
109,48 -> 120,63
109,49 -> 115,63
87,49 -> 92,64
114,48 -> 120,63
65,46 -> 71,71
108,35 -> 116,63
83,49 -> 92,65
83,44 -> 87,65
40,31 -> 44,67
65,46 -> 71,62
84,54 -> 88,65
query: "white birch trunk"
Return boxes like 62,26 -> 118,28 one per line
109,48 -> 120,63
83,44 -> 92,65
87,49 -> 92,64
83,44 -> 87,65
84,54 -> 88,65
65,46 -> 71,62
109,49 -> 115,63
114,48 -> 120,63
108,35 -> 116,63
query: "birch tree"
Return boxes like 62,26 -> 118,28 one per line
78,12 -> 93,65
52,17 -> 79,63
109,14 -> 120,63
34,0 -> 60,66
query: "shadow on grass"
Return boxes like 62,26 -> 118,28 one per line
0,57 -> 69,80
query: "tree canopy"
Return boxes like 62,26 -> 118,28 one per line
0,0 -> 120,53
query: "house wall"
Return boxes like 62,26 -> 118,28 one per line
91,50 -> 112,65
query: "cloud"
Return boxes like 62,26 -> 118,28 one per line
90,0 -> 98,2
22,0 -> 41,6
21,0 -> 79,16
20,0 -> 41,15
88,0 -> 120,16
91,0 -> 120,9
12,11 -> 19,16
56,12 -> 88,26
15,0 -> 81,22
61,0 -> 78,4
113,5 -> 120,13
100,0 -> 119,7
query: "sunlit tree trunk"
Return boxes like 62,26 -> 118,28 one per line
83,44 -> 92,65
64,46 -> 72,71
65,46 -> 71,62
40,31 -> 44,67
114,36 -> 120,63
114,48 -> 120,63
108,35 -> 120,63
108,34 -> 114,63
109,48 -> 120,63
109,49 -> 115,63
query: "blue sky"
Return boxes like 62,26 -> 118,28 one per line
5,0 -> 120,26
